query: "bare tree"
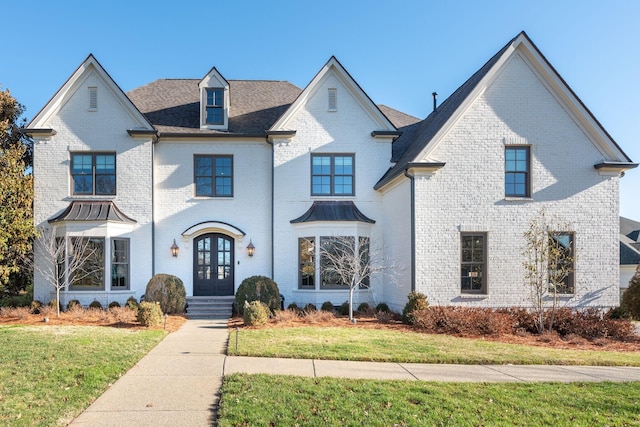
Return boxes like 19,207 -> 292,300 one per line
319,236 -> 398,322
31,225 -> 103,317
522,209 -> 575,333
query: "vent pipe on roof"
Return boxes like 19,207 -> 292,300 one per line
432,92 -> 438,112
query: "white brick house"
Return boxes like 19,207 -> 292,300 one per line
26,32 -> 636,312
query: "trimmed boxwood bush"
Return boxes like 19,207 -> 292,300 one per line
66,299 -> 81,311
376,302 -> 390,313
243,301 -> 269,326
144,274 -> 186,314
89,300 -> 103,310
402,291 -> 429,324
337,301 -> 350,316
321,301 -> 335,312
303,303 -> 317,313
30,300 -> 43,314
125,296 -> 139,312
357,302 -> 372,314
235,275 -> 280,315
137,301 -> 163,327
108,301 -> 121,309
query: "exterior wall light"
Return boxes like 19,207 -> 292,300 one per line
247,240 -> 255,257
171,239 -> 179,257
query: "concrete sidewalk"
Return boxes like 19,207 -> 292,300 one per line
71,319 -> 640,426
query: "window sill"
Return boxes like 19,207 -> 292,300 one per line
504,196 -> 533,202
458,293 -> 488,299
193,196 -> 234,200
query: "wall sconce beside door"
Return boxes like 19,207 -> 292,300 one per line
247,240 -> 255,257
171,239 -> 179,257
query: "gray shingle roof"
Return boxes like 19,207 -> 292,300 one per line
127,79 -> 302,135
621,237 -> 640,265
621,216 -> 640,240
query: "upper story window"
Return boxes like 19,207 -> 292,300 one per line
195,155 -> 233,197
205,88 -> 224,125
311,154 -> 354,196
505,146 -> 530,197
71,153 -> 116,195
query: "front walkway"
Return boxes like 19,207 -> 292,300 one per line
71,319 -> 640,426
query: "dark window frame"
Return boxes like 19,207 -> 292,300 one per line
298,237 -> 316,289
194,155 -> 234,197
505,146 -> 530,197
111,238 -> 130,290
205,88 -> 224,125
460,233 -> 487,294
548,232 -> 575,294
311,153 -> 355,196
71,152 -> 116,196
69,237 -> 105,291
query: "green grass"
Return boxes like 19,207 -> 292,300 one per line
229,326 -> 640,366
218,373 -> 640,426
0,325 -> 165,426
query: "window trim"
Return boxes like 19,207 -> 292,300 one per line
194,154 -> 234,198
111,238 -> 130,291
70,152 -> 116,196
68,237 -> 105,291
504,146 -> 530,198
460,232 -> 488,295
298,237 -> 316,289
310,153 -> 355,196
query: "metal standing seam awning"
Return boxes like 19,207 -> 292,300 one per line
290,201 -> 375,224
48,201 -> 137,223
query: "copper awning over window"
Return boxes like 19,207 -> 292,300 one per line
290,201 -> 375,224
48,201 -> 136,223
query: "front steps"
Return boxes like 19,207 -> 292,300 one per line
186,296 -> 235,319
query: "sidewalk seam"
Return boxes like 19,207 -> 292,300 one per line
482,365 -> 526,382
312,359 -> 317,378
398,363 -> 419,380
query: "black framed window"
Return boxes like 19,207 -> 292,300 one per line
111,238 -> 129,290
461,233 -> 487,294
195,155 -> 233,197
298,237 -> 315,289
311,154 -> 354,196
505,147 -> 530,197
549,232 -> 575,294
71,153 -> 116,195
205,88 -> 224,125
69,238 -> 105,290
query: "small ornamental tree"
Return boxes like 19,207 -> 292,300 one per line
620,265 -> 640,320
523,209 -> 575,333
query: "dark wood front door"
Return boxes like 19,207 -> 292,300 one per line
193,233 -> 234,296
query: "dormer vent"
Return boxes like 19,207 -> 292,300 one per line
89,87 -> 98,111
328,88 -> 337,111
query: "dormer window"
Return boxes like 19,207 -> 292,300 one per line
206,88 -> 224,125
199,66 -> 229,130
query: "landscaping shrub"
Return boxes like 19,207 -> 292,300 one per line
108,301 -> 121,309
375,310 -> 396,323
303,303 -> 317,313
144,274 -> 186,314
125,296 -> 139,313
375,302 -> 390,313
48,299 -> 62,313
337,301 -> 350,316
287,302 -> 301,314
0,306 -> 30,319
620,266 -> 640,320
243,301 -> 270,326
303,309 -> 334,323
412,306 -> 514,336
402,291 -> 429,324
357,302 -> 373,315
273,309 -> 300,323
110,306 -> 135,323
137,301 -> 163,327
321,301 -> 335,312
38,305 -> 54,318
89,300 -> 103,310
235,275 -> 280,315
66,299 -> 81,311
30,300 -> 43,314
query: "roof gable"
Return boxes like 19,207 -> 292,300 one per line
270,56 -> 396,132
27,54 -> 152,131
376,31 -> 635,190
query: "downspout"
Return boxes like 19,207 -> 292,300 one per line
404,168 -> 416,291
151,136 -> 156,277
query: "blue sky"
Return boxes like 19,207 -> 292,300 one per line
2,0 -> 638,218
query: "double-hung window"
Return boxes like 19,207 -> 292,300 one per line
311,154 -> 354,196
505,146 -> 530,197
195,155 -> 233,197
298,237 -> 315,289
205,88 -> 224,125
461,233 -> 487,294
71,153 -> 116,195
111,238 -> 130,290
548,232 -> 575,294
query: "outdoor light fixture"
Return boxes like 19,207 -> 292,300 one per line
247,240 -> 255,257
171,239 -> 179,257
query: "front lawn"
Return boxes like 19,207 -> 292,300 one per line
218,373 -> 640,426
0,325 -> 165,426
229,326 -> 640,366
